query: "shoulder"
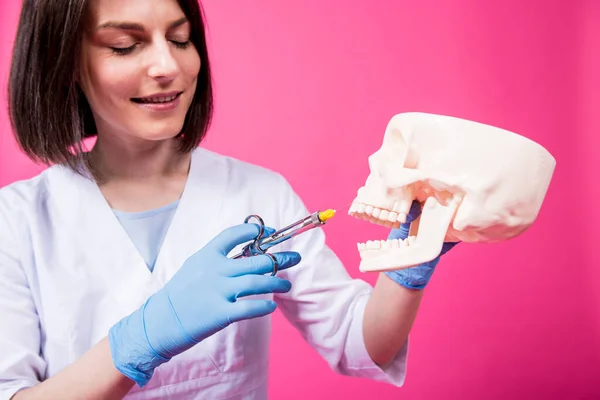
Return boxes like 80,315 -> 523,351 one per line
192,147 -> 295,195
192,147 -> 307,222
0,168 -> 54,218
0,163 -> 79,244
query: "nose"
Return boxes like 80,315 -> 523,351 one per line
147,40 -> 180,83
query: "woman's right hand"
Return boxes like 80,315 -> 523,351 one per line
108,223 -> 301,387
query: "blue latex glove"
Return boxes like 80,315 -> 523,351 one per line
384,200 -> 458,290
108,223 -> 301,387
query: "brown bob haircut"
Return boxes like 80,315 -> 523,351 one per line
7,0 -> 213,174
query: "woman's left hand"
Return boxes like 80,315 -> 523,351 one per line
384,200 -> 459,290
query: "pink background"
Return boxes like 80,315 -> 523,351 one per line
1,1 -> 598,399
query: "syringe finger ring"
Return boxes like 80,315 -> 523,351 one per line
263,253 -> 279,276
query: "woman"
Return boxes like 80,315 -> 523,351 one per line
0,0 -> 456,398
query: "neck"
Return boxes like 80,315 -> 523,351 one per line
88,136 -> 191,183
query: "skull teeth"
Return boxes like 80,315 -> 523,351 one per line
357,236 -> 416,251
348,201 -> 409,227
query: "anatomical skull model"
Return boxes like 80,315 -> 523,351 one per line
349,112 -> 556,272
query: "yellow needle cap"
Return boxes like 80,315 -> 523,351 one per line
318,209 -> 336,222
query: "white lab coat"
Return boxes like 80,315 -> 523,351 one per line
0,147 -> 408,399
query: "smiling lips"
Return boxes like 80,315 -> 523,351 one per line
131,91 -> 183,111
132,91 -> 182,104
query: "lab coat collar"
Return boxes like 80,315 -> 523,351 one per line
46,147 -> 230,310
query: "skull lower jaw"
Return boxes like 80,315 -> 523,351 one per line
349,193 -> 463,273
357,241 -> 443,272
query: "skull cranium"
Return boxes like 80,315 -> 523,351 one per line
349,112 -> 556,272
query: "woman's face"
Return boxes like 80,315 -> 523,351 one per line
79,0 -> 200,145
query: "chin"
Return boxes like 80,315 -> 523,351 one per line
133,122 -> 186,142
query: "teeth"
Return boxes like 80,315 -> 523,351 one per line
397,212 -> 407,223
349,200 -> 412,228
138,94 -> 178,103
356,236 -> 416,251
387,211 -> 398,222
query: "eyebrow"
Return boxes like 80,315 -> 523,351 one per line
96,16 -> 188,32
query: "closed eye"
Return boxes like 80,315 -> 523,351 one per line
110,44 -> 137,55
171,40 -> 190,49
110,40 -> 190,56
